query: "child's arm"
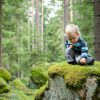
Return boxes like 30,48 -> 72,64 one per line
81,40 -> 88,59
80,40 -> 88,63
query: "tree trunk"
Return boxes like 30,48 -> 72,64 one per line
32,0 -> 35,49
63,0 -> 70,33
34,0 -> 41,51
63,0 -> 70,43
94,0 -> 100,61
35,0 -> 40,33
41,0 -> 44,51
0,0 -> 2,67
69,0 -> 73,23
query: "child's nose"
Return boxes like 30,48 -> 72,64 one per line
72,39 -> 76,43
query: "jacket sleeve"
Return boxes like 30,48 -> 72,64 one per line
81,40 -> 88,58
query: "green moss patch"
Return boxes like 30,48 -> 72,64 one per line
0,68 -> 12,82
0,89 -> 34,100
30,62 -> 52,87
48,61 -> 100,89
10,78 -> 34,95
0,77 -> 10,94
30,68 -> 48,86
34,81 -> 48,100
48,65 -> 64,77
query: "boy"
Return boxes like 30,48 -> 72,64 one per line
65,24 -> 94,65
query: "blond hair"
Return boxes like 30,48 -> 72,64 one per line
65,24 -> 81,36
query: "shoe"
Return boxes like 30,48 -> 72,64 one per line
88,58 -> 95,65
68,61 -> 77,65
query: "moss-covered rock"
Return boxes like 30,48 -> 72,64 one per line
0,89 -> 35,100
48,61 -> 100,89
30,68 -> 48,86
0,68 -> 12,82
30,62 -> 52,88
0,69 -> 35,100
10,78 -> 34,95
35,61 -> 100,100
34,81 -> 48,100
0,77 -> 10,94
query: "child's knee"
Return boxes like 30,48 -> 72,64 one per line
65,48 -> 74,56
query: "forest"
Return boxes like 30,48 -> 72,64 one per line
0,0 -> 100,100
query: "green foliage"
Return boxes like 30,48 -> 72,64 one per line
2,0 -> 32,77
44,15 -> 64,62
0,68 -> 12,82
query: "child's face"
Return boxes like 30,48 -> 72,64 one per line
67,32 -> 79,44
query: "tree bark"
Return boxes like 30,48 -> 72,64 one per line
35,0 -> 40,33
63,0 -> 70,43
41,0 -> 44,51
94,0 -> 100,61
34,0 -> 41,51
0,0 -> 2,67
63,0 -> 70,33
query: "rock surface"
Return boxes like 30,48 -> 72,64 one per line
35,61 -> 100,100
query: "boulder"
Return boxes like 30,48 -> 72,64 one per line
35,61 -> 100,100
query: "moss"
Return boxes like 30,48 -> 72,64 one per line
30,62 -> 56,89
34,81 -> 48,100
0,89 -> 35,100
0,77 -> 7,87
20,78 -> 29,86
47,61 -> 100,89
30,67 -> 48,87
0,77 -> 10,94
0,86 -> 10,94
48,65 -> 64,77
10,78 -> 34,95
0,68 -> 12,82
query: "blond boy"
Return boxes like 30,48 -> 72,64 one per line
65,24 -> 94,65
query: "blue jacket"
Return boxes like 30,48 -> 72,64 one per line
65,38 -> 88,58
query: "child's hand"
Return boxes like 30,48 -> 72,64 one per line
80,58 -> 86,64
69,45 -> 73,48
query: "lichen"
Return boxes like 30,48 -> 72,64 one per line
0,68 -> 12,82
